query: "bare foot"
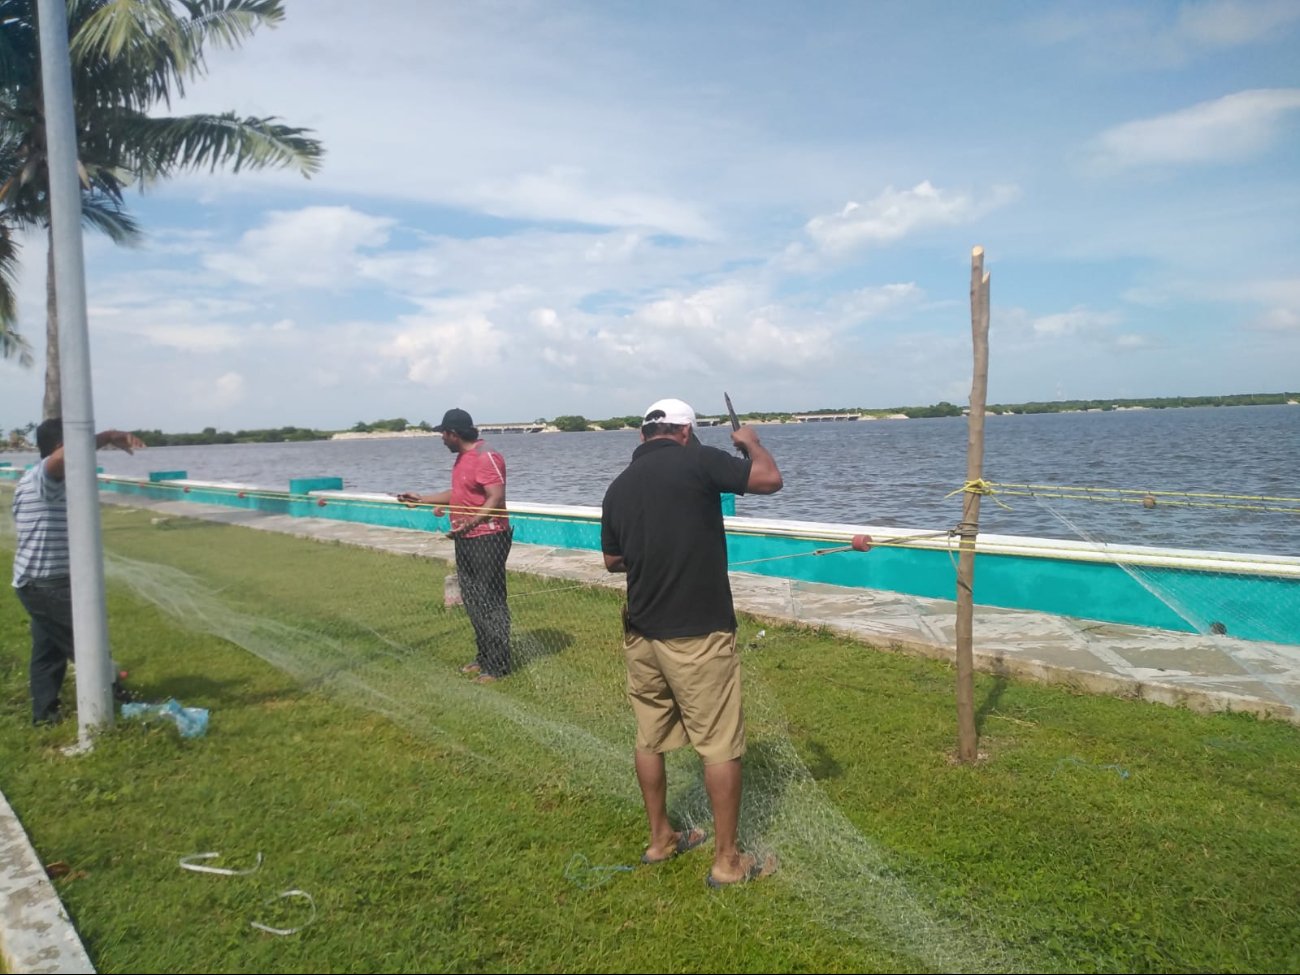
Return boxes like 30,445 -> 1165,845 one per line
706,851 -> 778,888
641,827 -> 708,864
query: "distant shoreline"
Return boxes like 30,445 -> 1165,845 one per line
4,396 -> 1291,451
292,399 -> 1300,444
330,429 -> 439,441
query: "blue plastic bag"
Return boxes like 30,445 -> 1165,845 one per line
120,698 -> 209,738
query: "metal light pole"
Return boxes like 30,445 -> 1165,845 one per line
37,0 -> 114,744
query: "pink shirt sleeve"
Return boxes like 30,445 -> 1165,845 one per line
476,450 -> 505,486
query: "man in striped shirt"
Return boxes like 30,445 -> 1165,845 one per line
12,418 -> 145,725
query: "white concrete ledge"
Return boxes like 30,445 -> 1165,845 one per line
0,791 -> 94,974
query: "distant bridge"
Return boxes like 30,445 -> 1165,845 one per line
479,423 -> 547,433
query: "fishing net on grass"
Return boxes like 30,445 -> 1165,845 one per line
36,501 -> 1018,974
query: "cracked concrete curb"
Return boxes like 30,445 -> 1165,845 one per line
0,789 -> 94,974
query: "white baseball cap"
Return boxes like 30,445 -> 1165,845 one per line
642,398 -> 696,427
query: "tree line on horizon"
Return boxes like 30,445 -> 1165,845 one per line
7,392 -> 1294,450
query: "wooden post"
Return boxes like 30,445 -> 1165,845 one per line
955,246 -> 990,763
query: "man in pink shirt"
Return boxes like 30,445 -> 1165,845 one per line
398,408 -> 512,682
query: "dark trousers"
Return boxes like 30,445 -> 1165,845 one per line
15,579 -> 74,725
454,529 -> 512,677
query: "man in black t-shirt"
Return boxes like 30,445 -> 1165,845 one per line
601,398 -> 783,887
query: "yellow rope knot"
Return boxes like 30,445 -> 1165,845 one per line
945,479 -> 1013,510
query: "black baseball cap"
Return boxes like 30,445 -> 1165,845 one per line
433,408 -> 474,432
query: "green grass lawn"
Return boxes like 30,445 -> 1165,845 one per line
1,502 -> 1298,973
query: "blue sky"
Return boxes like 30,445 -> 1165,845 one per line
2,0 -> 1298,430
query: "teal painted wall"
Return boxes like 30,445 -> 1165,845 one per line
71,477 -> 1300,645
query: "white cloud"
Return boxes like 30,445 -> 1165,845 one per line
143,228 -> 220,255
832,284 -> 925,325
1032,307 -> 1123,337
540,346 -> 579,369
636,282 -> 745,333
605,281 -> 836,379
205,206 -> 396,288
1026,1 -> 1300,68
1218,276 -> 1300,330
530,307 -> 563,336
1232,276 -> 1300,307
1121,286 -> 1172,308
213,372 -> 245,407
132,295 -> 256,319
383,297 -> 507,385
1252,308 -> 1300,331
1025,7 -> 1151,48
1176,1 -> 1300,50
1092,89 -> 1300,170
125,323 -> 245,353
359,228 -> 730,301
467,166 -> 714,239
6,3 -> 1299,431
804,182 -> 1017,255
86,297 -> 259,352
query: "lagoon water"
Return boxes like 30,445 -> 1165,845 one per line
4,405 -> 1298,557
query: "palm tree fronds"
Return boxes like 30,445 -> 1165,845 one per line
72,0 -> 198,108
72,0 -> 287,103
0,324 -> 33,368
72,0 -> 188,64
0,0 -> 324,408
177,0 -> 285,53
81,192 -> 142,245
0,221 -> 21,327
126,111 -> 323,177
0,5 -> 34,93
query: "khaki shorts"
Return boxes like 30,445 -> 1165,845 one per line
623,629 -> 745,765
